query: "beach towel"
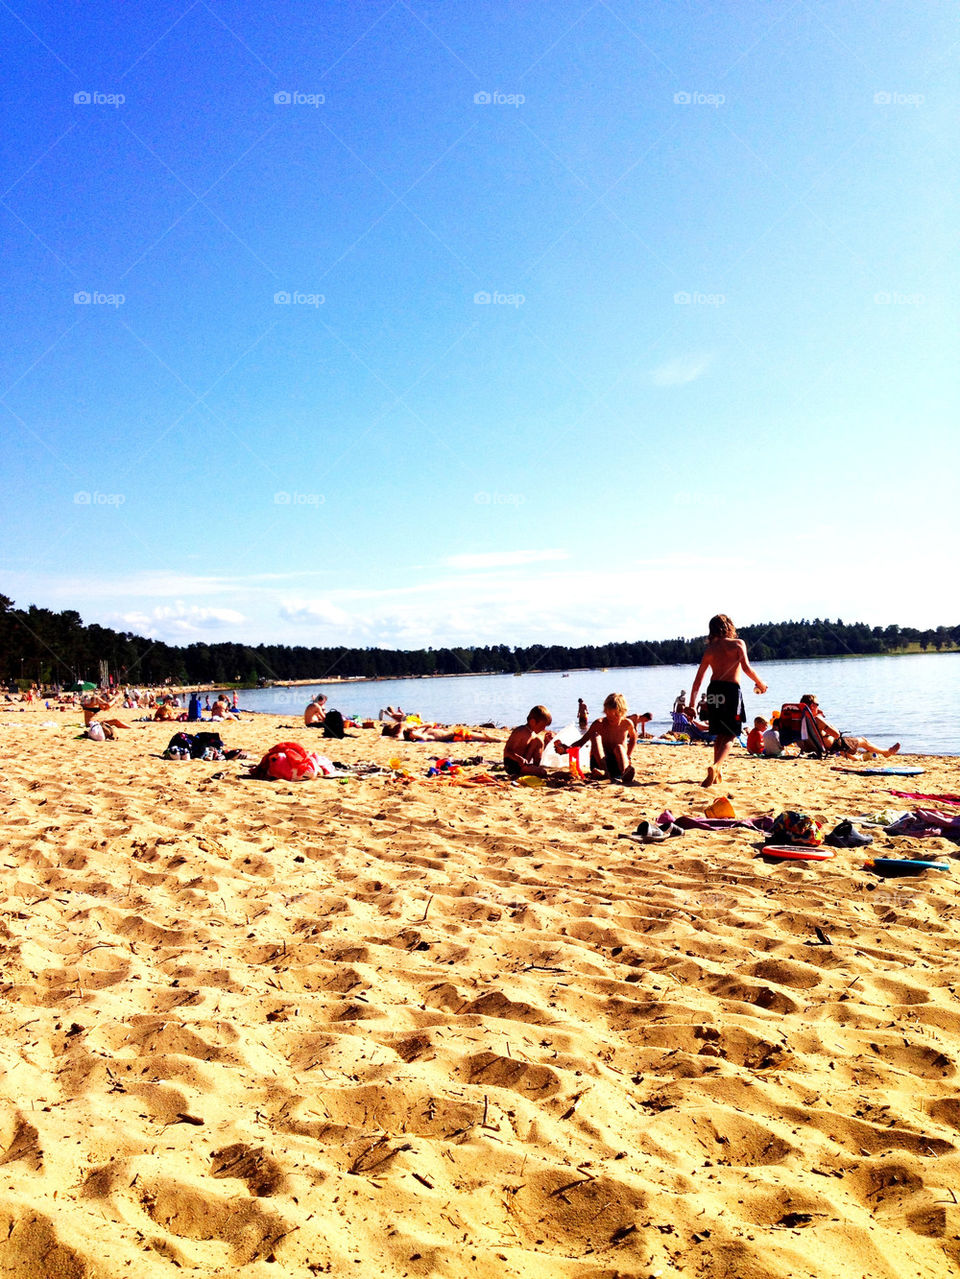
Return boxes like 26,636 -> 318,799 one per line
657,809 -> 775,834
889,791 -> 960,807
883,809 -> 960,839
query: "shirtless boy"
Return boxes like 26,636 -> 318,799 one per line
503,705 -> 555,779
688,614 -> 767,787
629,711 -> 653,739
560,693 -> 637,784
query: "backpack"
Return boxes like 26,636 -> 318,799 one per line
770,810 -> 824,847
191,730 -> 224,759
322,710 -> 345,739
166,731 -> 193,756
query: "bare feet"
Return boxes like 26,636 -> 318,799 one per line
622,765 -> 636,785
701,765 -> 717,788
885,742 -> 901,757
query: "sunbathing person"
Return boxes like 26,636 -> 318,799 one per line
799,694 -> 900,759
81,691 -> 129,731
404,723 -> 498,743
558,693 -> 637,783
503,705 -> 555,778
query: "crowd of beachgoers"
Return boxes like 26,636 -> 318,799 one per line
11,615 -> 905,789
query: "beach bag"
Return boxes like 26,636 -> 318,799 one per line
322,710 -> 345,739
86,722 -> 106,741
191,730 -> 224,759
253,741 -> 325,781
166,731 -> 193,755
770,810 -> 823,847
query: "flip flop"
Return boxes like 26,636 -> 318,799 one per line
825,820 -> 873,848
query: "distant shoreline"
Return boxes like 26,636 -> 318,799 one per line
255,646 -> 959,690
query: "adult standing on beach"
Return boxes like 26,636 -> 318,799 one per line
688,614 -> 767,788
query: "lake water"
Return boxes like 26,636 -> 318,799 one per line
235,652 -> 960,756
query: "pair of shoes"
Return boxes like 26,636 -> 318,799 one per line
825,820 -> 873,848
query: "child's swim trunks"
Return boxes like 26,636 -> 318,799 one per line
705,680 -> 745,737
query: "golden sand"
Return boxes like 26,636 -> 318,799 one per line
1,705 -> 959,1278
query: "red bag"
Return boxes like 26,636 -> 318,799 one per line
253,741 -> 323,781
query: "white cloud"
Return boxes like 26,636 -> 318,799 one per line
114,601 -> 245,639
651,354 -> 713,387
442,549 -> 569,571
279,599 -> 354,627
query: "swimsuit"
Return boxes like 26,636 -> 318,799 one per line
503,757 -> 522,778
705,680 -> 745,737
603,745 -> 624,783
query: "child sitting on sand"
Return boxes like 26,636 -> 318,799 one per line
746,716 -> 767,755
560,693 -> 637,784
763,721 -> 782,757
503,705 -> 555,779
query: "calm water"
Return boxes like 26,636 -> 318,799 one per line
237,652 -> 960,756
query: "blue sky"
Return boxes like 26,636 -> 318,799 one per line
2,0 -> 957,649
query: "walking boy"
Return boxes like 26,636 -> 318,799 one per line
688,614 -> 767,787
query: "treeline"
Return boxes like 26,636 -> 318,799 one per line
1,592 -> 957,688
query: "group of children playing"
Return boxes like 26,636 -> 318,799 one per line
504,695 -> 645,785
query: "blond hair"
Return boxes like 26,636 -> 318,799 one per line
603,692 -> 627,716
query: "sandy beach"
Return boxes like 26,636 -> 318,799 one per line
2,704 -> 959,1278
